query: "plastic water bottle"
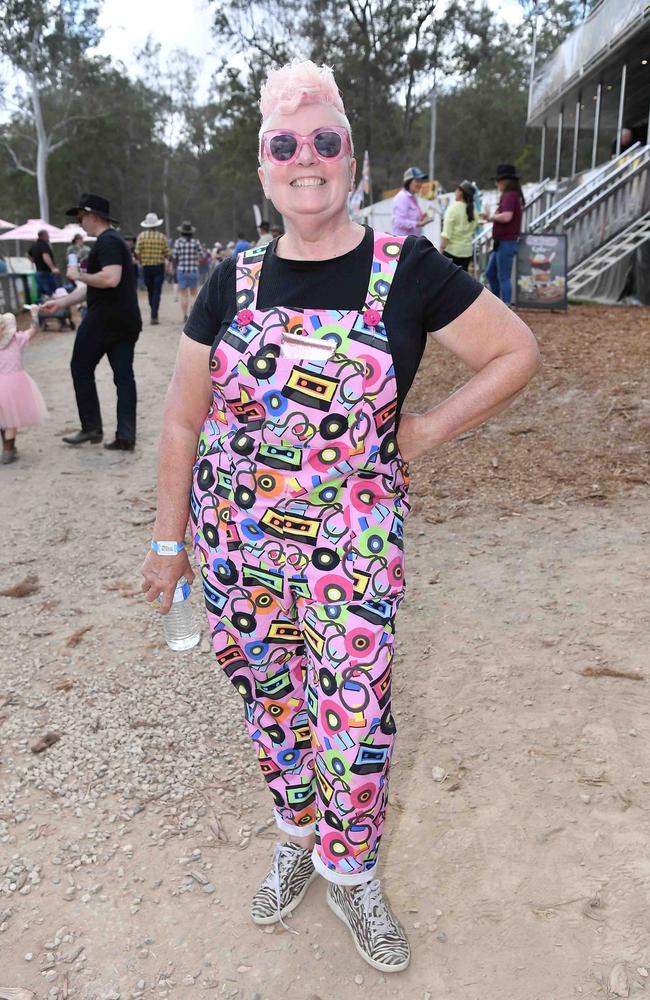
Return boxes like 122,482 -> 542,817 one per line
162,576 -> 200,651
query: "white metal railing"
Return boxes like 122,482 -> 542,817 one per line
471,146 -> 650,279
522,177 -> 556,229
562,157 -> 650,268
529,143 -> 646,232
568,210 -> 650,295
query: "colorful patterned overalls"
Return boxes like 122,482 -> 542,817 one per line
191,231 -> 410,884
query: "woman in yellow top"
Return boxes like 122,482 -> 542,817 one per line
440,181 -> 478,271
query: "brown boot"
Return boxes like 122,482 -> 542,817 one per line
2,437 -> 17,464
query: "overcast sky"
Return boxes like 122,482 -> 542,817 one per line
94,0 -> 215,71
93,0 -> 525,100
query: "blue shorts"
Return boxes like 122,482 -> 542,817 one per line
177,270 -> 198,290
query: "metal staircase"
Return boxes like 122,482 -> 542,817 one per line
522,177 -> 556,230
568,210 -> 650,296
472,143 -> 650,300
528,143 -> 647,236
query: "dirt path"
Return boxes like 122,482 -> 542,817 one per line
1,292 -> 649,1000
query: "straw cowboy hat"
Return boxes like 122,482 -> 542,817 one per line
140,211 -> 164,228
65,192 -> 119,225
177,220 -> 196,235
0,312 -> 17,350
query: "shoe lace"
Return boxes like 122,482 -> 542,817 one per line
353,879 -> 395,937
269,843 -> 301,935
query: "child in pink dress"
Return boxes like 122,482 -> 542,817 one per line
0,307 -> 48,464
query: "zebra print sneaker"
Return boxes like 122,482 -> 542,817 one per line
327,879 -> 411,972
251,841 -> 317,926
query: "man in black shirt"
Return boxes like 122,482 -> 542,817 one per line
610,126 -> 637,157
41,192 -> 142,450
28,229 -> 60,299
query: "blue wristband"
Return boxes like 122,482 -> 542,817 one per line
151,540 -> 185,556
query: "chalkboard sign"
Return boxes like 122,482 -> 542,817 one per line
515,233 -> 568,311
0,273 -> 30,313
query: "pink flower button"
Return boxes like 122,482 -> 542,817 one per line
363,308 -> 381,328
237,308 -> 254,326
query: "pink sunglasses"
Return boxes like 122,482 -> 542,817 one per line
260,126 -> 351,165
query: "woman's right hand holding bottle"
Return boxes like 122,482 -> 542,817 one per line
140,545 -> 195,615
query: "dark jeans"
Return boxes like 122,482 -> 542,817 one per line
486,239 -> 519,304
36,271 -> 59,299
443,251 -> 471,271
142,263 -> 165,318
70,320 -> 137,442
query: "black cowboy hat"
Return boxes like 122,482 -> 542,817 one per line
177,220 -> 196,235
493,163 -> 519,181
65,192 -> 119,224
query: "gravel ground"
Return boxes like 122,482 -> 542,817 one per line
1,293 -> 649,1000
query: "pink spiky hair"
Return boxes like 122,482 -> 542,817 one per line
259,59 -> 349,124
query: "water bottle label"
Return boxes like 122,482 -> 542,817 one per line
173,580 -> 191,603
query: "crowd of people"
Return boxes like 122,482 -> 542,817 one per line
0,163 -> 525,467
391,160 -> 526,293
0,205 -> 287,461
24,215 -> 283,328
0,158 -> 525,469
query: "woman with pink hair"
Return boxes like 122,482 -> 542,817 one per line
141,59 -> 540,972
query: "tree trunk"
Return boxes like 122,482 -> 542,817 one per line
162,155 -> 171,239
29,71 -> 49,222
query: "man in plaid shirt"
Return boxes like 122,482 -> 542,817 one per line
135,211 -> 170,325
173,221 -> 202,322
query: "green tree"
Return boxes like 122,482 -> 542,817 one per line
134,39 -> 202,238
0,0 -> 594,243
0,0 -> 102,220
207,0 -> 460,195
426,3 -> 531,188
518,0 -> 596,61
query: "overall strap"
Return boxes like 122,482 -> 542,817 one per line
234,243 -> 269,313
362,232 -> 406,318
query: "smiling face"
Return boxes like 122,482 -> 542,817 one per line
257,103 -> 356,227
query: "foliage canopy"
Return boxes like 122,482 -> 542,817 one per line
0,0 -> 590,238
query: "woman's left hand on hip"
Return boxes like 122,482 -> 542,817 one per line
396,411 -> 428,463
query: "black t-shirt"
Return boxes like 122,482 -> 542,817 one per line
610,134 -> 636,156
85,229 -> 142,337
184,226 -> 483,418
28,238 -> 54,272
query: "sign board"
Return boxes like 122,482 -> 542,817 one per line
0,273 -> 30,313
515,232 -> 568,311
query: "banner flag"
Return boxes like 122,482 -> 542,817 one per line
348,179 -> 365,214
362,150 -> 371,195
